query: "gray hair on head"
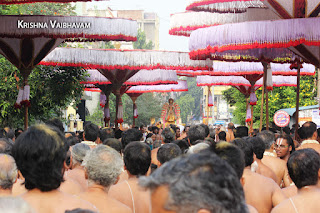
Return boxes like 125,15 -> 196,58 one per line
82,144 -> 123,187
187,143 -> 210,154
72,143 -> 90,165
140,151 -> 248,213
0,197 -> 34,213
257,130 -> 275,149
0,154 -> 18,189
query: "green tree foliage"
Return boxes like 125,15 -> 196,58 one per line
133,29 -> 153,50
0,56 -> 86,127
222,75 -> 317,126
0,2 -> 76,15
174,78 -> 202,124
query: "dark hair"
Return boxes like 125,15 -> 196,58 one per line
0,138 -> 13,155
99,128 -> 114,142
199,124 -> 209,137
235,126 -> 248,138
172,139 -> 190,154
257,130 -> 275,149
66,136 -> 79,146
249,137 -> 265,160
213,142 -> 245,179
121,128 -> 143,149
84,123 -> 99,142
232,138 -> 253,167
276,134 -> 295,154
12,124 -> 67,192
103,138 -> 122,153
283,127 -> 290,135
188,125 -> 206,145
45,118 -> 64,133
124,141 -> 151,176
157,143 -> 181,164
218,131 -> 226,141
300,121 -> 317,140
0,129 -> 7,138
161,128 -> 175,144
14,128 -> 23,139
287,149 -> 320,189
114,129 -> 123,139
140,151 -> 248,213
6,130 -> 15,140
146,133 -> 154,139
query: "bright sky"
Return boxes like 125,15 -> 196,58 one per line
85,0 -> 189,51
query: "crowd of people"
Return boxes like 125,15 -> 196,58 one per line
0,119 -> 320,213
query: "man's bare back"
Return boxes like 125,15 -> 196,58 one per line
59,175 -> 83,195
109,178 -> 150,213
243,168 -> 286,213
22,189 -> 97,213
282,185 -> 298,198
256,161 -> 278,183
78,187 -> 132,213
297,143 -> 320,155
261,155 -> 290,187
65,167 -> 88,191
272,187 -> 320,213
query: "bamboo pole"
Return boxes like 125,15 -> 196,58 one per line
259,64 -> 267,132
295,64 -> 301,140
206,86 -> 210,125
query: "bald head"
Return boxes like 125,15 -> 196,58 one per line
0,154 -> 18,190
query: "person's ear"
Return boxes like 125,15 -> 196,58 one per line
240,177 -> 245,187
289,146 -> 292,152
253,153 -> 257,161
18,170 -> 24,180
197,209 -> 210,213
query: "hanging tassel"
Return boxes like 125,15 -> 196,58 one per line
117,104 -> 124,123
249,92 -> 257,105
104,107 -> 110,122
21,85 -> 30,107
100,94 -> 106,108
266,65 -> 273,91
14,88 -> 24,109
208,90 -> 213,107
245,107 -> 252,122
134,103 -> 138,118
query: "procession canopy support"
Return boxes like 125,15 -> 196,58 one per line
259,63 -> 268,132
295,63 -> 302,140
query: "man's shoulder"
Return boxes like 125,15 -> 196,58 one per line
271,198 -> 292,213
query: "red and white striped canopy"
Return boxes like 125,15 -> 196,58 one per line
186,0 -> 266,13
197,75 -> 297,96
81,69 -> 178,86
186,0 -> 320,18
0,0 -> 102,4
189,17 -> 320,66
0,15 -> 138,77
170,9 -> 277,36
126,80 -> 188,94
40,47 -> 212,86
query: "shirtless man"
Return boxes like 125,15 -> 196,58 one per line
249,137 -> 278,182
272,149 -> 320,213
140,149 -> 249,213
109,142 -> 151,213
79,145 -> 131,213
232,138 -> 286,213
82,123 -> 100,148
275,134 -> 295,162
65,143 -> 90,192
151,128 -> 175,166
226,122 -> 235,142
297,121 -> 320,154
258,131 -> 291,187
0,154 -> 17,196
11,124 -> 96,213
